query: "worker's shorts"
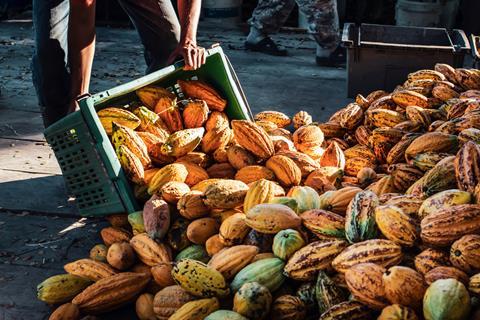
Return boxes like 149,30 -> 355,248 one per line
32,0 -> 181,127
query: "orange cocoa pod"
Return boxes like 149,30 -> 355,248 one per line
266,155 -> 301,187
178,80 -> 227,111
232,120 -> 274,159
182,99 -> 209,129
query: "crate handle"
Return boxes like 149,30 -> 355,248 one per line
450,29 -> 471,53
76,93 -> 92,103
342,23 -> 355,48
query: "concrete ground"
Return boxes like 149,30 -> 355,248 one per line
0,19 -> 350,319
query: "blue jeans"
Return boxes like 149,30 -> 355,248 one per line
32,0 -> 181,126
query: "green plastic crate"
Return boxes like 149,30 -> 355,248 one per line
44,46 -> 252,217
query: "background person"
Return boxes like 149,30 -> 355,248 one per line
245,0 -> 344,66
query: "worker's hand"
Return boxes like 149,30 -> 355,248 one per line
167,40 -> 206,70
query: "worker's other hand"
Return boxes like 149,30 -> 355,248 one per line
167,41 -> 206,70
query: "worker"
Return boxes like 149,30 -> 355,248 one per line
245,0 -> 344,66
32,0 -> 205,127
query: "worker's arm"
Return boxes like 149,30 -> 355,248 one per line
68,0 -> 96,112
168,0 -> 206,69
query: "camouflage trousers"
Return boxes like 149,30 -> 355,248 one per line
248,0 -> 339,50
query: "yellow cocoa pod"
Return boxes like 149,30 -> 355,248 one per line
277,150 -> 320,178
219,212 -> 251,246
112,123 -> 151,167
318,122 -> 347,139
405,106 -> 431,128
172,259 -> 229,297
366,175 -> 397,196
391,90 -> 429,108
234,165 -> 275,184
339,103 -> 364,130
469,273 -> 480,295
408,69 -> 445,82
207,163 -> 236,179
382,266 -> 427,310
147,163 -> 188,195
116,145 -> 145,184
284,240 -> 347,281
208,245 -> 259,279
176,152 -> 211,168
191,178 -> 223,193
255,110 -> 291,128
245,204 -> 301,234
405,132 -> 458,160
64,258 -> 117,282
136,85 -> 175,110
366,108 -> 406,128
160,181 -> 190,204
292,111 -> 312,129
271,295 -> 306,320
332,239 -> 403,273
293,125 -> 324,153
319,186 -> 362,214
169,297 -> 220,320
424,266 -> 469,285
130,233 -> 171,266
202,126 -> 233,153
205,234 -> 226,256
203,179 -> 249,209
232,120 -> 274,159
266,155 -> 301,187
161,128 -> 205,157
304,170 -> 337,194
344,157 -> 376,177
384,195 -> 423,217
450,234 -> 480,274
271,135 -> 296,153
244,179 -> 277,213
134,106 -> 170,137
414,248 -> 451,276
345,263 -> 388,310
37,274 -> 92,304
206,111 -> 229,131
97,107 -> 140,135
418,189 -> 472,219
177,190 -> 209,220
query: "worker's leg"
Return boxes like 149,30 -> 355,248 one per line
245,0 -> 295,55
297,0 -> 339,52
118,0 -> 181,73
31,0 -> 71,127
